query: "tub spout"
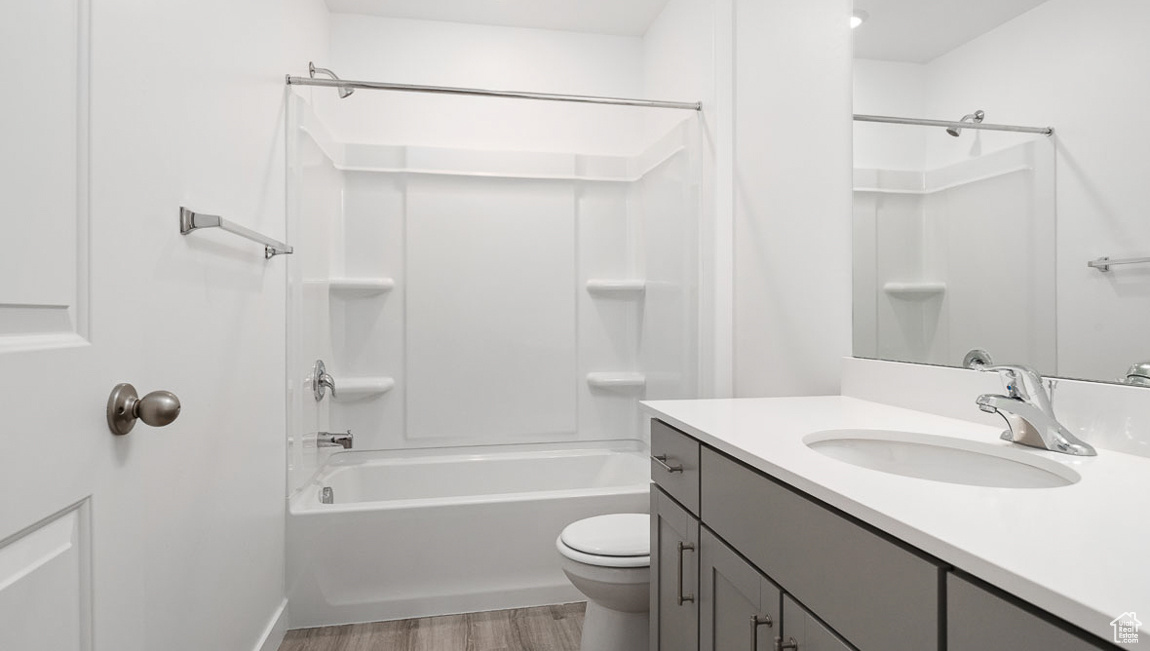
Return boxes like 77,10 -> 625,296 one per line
318,430 -> 353,450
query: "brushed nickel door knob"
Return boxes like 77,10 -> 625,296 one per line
106,383 -> 182,436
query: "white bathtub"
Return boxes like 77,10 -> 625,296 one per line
286,440 -> 650,627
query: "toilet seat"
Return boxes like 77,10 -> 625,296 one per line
557,513 -> 650,568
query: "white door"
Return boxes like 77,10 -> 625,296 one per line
0,1 -> 145,649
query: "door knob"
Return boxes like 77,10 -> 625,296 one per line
106,383 -> 181,436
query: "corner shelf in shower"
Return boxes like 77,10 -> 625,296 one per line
586,372 -> 647,390
883,282 -> 947,300
332,376 -> 395,401
329,277 -> 395,297
586,279 -> 647,296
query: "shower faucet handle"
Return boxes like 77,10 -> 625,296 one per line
312,359 -> 337,401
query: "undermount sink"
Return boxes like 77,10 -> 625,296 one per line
804,430 -> 1080,488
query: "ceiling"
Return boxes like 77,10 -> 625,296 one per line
853,0 -> 1050,63
324,0 -> 672,37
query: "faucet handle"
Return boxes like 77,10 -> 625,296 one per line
979,364 -> 1054,413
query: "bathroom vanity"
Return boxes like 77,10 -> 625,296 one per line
645,397 -> 1142,650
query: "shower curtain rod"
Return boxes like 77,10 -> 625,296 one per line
285,75 -> 702,111
854,113 -> 1053,135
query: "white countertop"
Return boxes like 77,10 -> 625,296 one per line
642,396 -> 1148,644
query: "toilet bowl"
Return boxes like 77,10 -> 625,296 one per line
556,513 -> 650,651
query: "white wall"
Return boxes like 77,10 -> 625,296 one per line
732,0 -> 855,396
322,15 -> 647,155
91,0 -> 328,649
853,60 -> 927,171
643,0 -> 730,398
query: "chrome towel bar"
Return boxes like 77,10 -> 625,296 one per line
1087,255 -> 1150,272
179,207 -> 293,259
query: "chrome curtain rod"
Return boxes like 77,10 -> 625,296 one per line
286,75 -> 702,111
854,114 -> 1053,135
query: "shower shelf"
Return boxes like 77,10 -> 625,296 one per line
586,279 -> 646,296
883,282 -> 947,300
586,372 -> 646,390
329,278 -> 395,297
332,377 -> 395,401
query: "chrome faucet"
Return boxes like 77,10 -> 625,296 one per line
312,359 -> 336,401
975,364 -> 1096,456
317,430 -> 353,450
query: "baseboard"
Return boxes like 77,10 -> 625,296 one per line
253,598 -> 289,651
289,584 -> 582,629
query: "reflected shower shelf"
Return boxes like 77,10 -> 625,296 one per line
586,372 -> 647,390
586,279 -> 647,296
883,282 -> 947,300
329,278 -> 395,297
332,377 -> 395,401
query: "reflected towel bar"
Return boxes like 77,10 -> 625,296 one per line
179,207 -> 293,259
1088,256 -> 1150,272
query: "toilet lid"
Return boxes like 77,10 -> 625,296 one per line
559,513 -> 649,557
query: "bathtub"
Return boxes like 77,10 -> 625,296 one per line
286,440 -> 650,627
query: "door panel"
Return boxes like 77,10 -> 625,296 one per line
0,504 -> 90,651
700,527 -> 780,651
0,0 -> 87,348
652,487 -> 699,651
782,594 -> 854,651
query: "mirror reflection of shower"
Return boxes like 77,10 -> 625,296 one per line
946,109 -> 985,137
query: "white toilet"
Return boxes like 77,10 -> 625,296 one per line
556,513 -> 650,651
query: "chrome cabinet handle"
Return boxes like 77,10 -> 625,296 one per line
676,541 -> 695,605
106,383 -> 181,436
776,636 -> 798,651
750,614 -> 773,650
652,454 -> 684,473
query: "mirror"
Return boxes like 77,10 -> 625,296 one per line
851,0 -> 1150,386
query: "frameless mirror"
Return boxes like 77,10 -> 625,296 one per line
851,0 -> 1150,386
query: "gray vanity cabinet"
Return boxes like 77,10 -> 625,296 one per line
649,418 -> 1112,651
651,486 -> 700,651
698,527 -> 781,651
701,447 -> 943,651
947,574 -> 1113,651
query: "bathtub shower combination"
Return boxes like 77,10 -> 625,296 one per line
285,72 -> 703,627
288,441 -> 649,626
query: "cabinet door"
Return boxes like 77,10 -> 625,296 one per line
781,595 -> 854,651
948,574 -> 1112,651
700,528 -> 781,651
652,487 -> 700,651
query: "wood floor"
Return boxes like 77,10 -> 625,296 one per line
279,603 -> 586,651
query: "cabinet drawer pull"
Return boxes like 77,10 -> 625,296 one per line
676,541 -> 695,605
652,454 -> 684,473
775,636 -> 798,651
750,614 -> 773,649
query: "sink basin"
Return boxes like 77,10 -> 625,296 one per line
804,430 -> 1080,488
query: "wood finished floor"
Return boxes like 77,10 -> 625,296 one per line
278,603 -> 586,651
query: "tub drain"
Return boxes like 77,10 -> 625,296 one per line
320,486 -> 334,504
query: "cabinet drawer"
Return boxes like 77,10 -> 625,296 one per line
701,448 -> 943,651
651,419 -> 700,515
948,573 -> 1112,650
